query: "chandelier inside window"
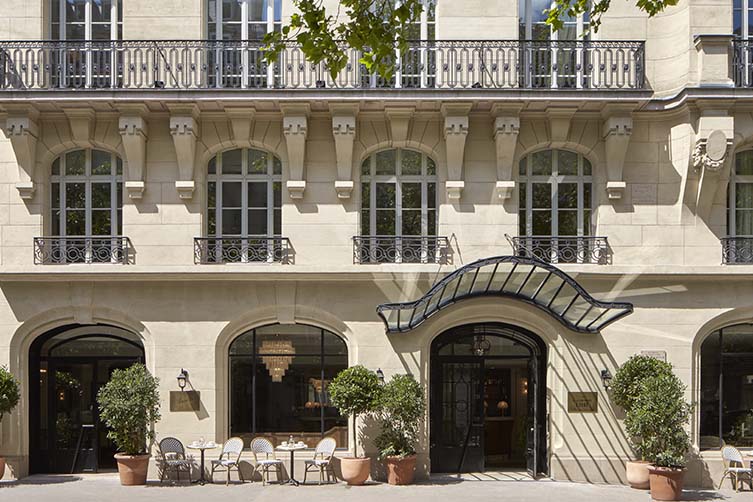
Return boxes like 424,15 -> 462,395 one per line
471,334 -> 491,356
260,340 -> 295,382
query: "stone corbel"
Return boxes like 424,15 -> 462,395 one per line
546,108 -> 577,144
603,116 -> 633,200
385,107 -> 414,144
283,114 -> 308,199
694,127 -> 733,219
494,116 -> 520,200
5,113 -> 39,199
118,116 -> 148,199
63,108 -> 96,144
442,103 -> 471,200
169,114 -> 198,200
332,105 -> 358,199
227,107 -> 256,143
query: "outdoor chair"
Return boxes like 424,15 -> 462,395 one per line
303,437 -> 337,485
250,437 -> 283,485
158,437 -> 193,483
718,445 -> 753,491
210,437 -> 245,485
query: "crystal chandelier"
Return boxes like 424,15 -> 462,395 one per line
471,334 -> 491,356
260,340 -> 295,382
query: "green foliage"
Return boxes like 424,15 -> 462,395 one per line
97,364 -> 161,456
624,371 -> 692,468
546,0 -> 679,34
328,365 -> 382,457
611,355 -> 673,413
374,374 -> 425,459
0,366 -> 20,422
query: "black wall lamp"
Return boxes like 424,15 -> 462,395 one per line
177,368 -> 189,390
600,369 -> 613,390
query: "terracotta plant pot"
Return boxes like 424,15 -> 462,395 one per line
340,457 -> 371,485
385,455 -> 417,485
114,453 -> 150,486
625,460 -> 651,489
648,466 -> 685,501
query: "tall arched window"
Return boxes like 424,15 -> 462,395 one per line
699,324 -> 753,449
201,148 -> 285,263
357,148 -> 443,263
725,151 -> 753,264
229,324 -> 348,448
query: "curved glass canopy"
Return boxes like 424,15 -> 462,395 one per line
376,256 -> 633,334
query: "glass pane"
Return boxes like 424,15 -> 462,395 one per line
222,209 -> 242,235
376,183 -> 396,209
91,183 -> 111,209
532,183 -> 551,209
51,183 -> 60,209
376,210 -> 396,235
519,158 -> 527,176
222,182 -> 243,207
558,211 -> 578,236
401,150 -> 422,175
376,150 -> 397,175
427,209 -> 436,235
52,158 -> 60,176
248,149 -> 268,174
66,183 -> 85,209
208,156 -> 217,175
737,151 -> 753,175
248,182 -> 267,208
91,210 -> 111,235
208,182 -> 217,207
583,158 -> 592,176
402,210 -> 421,235
274,209 -> 281,234
558,183 -> 578,209
52,210 -> 61,236
427,157 -> 436,176
65,150 -> 86,176
273,182 -> 281,207
736,210 -> 753,236
532,211 -> 552,235
222,149 -> 243,175
402,183 -> 421,209
427,183 -> 436,209
248,209 -> 268,235
361,210 -> 370,235
700,332 -> 721,449
558,150 -> 578,175
584,183 -> 592,209
66,210 -> 85,235
531,150 -> 552,175
273,156 -> 282,175
736,183 -> 753,209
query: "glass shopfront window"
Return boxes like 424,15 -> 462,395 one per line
229,324 -> 348,448
700,323 -> 753,449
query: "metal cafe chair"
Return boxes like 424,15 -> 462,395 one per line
303,437 -> 337,485
158,437 -> 193,483
210,437 -> 245,485
719,445 -> 753,491
250,437 -> 284,485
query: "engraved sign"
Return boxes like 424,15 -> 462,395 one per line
567,392 -> 598,413
641,350 -> 667,362
706,130 -> 728,162
170,390 -> 200,412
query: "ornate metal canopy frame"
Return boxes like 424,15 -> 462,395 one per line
376,256 -> 634,334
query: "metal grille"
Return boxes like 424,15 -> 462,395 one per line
33,236 -> 131,264
721,237 -> 753,264
353,236 -> 450,264
510,236 -> 610,264
194,237 -> 291,264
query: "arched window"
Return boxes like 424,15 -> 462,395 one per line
229,324 -> 349,448
699,324 -> 753,449
202,148 -> 284,263
357,148 -> 442,263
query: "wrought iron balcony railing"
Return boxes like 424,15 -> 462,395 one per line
721,236 -> 753,264
0,39 -> 645,91
33,236 -> 131,264
734,39 -> 753,87
194,236 -> 292,264
353,235 -> 450,264
509,236 -> 611,265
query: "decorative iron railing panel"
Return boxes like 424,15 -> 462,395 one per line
33,236 -> 131,264
194,237 -> 291,264
734,40 -> 753,87
353,236 -> 450,264
509,236 -> 611,264
0,39 -> 644,91
721,237 -> 753,264
376,255 -> 633,334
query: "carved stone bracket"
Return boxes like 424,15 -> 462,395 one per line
5,113 -> 39,199
494,116 -> 520,200
332,105 -> 357,199
170,114 -> 198,200
283,114 -> 308,199
603,116 -> 633,200
546,108 -> 577,143
118,115 -> 148,199
693,130 -> 731,172
385,107 -> 414,144
442,103 -> 471,200
227,107 -> 256,143
694,123 -> 734,220
63,108 -> 95,144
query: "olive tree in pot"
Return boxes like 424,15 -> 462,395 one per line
328,365 -> 382,485
374,374 -> 425,485
625,371 -> 692,501
610,355 -> 673,489
97,364 -> 161,486
0,366 -> 20,479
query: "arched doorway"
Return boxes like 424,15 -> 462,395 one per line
29,324 -> 145,474
430,323 -> 547,476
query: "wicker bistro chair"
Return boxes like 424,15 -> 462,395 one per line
210,437 -> 245,485
250,437 -> 284,485
158,437 -> 193,483
719,445 -> 753,491
303,437 -> 337,485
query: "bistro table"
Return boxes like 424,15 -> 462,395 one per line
276,442 -> 307,486
186,441 -> 218,485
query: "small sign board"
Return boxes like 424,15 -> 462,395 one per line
567,392 -> 598,413
170,390 -> 200,412
641,350 -> 667,362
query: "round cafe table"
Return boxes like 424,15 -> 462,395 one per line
186,442 -> 218,485
276,443 -> 307,486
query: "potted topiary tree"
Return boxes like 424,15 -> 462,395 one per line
625,371 -> 691,501
97,363 -> 160,486
328,365 -> 382,485
373,374 -> 425,485
0,366 -> 20,478
611,354 -> 672,489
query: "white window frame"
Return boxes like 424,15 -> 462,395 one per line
728,150 -> 753,237
734,0 -> 752,39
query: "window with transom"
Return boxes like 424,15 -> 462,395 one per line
729,150 -> 753,237
51,0 -> 122,40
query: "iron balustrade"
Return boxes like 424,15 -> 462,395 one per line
194,237 -> 291,264
353,236 -> 450,264
33,236 -> 131,264
721,237 -> 753,264
734,39 -> 753,87
509,236 -> 611,265
0,39 -> 644,91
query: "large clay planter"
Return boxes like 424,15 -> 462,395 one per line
648,466 -> 685,501
385,455 -> 416,485
114,453 -> 150,486
340,457 -> 371,485
625,460 -> 652,489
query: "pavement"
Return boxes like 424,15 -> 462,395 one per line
0,472 -> 749,502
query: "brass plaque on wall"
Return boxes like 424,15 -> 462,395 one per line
170,390 -> 200,412
567,392 -> 598,413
